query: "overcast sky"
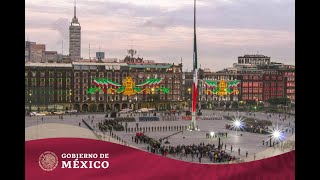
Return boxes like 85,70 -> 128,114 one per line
25,0 -> 295,71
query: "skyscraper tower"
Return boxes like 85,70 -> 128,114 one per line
69,0 -> 81,61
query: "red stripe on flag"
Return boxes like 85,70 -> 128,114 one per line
192,82 -> 197,113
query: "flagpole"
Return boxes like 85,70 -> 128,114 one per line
190,0 -> 198,130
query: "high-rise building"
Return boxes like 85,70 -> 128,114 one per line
69,2 -> 81,61
25,41 -> 36,62
27,42 -> 46,63
25,41 -> 33,62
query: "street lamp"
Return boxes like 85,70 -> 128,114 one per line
29,93 -> 32,112
134,95 -> 137,110
269,135 -> 272,147
253,97 -> 258,111
188,88 -> 191,109
210,131 -> 214,137
231,115 -> 245,136
270,128 -> 284,146
69,90 -> 72,110
151,88 -> 154,99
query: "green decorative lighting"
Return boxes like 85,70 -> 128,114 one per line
87,76 -> 170,96
204,80 -> 240,96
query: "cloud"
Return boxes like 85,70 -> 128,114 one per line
51,18 -> 69,45
25,0 -> 294,71
139,0 -> 294,31
142,16 -> 174,29
26,0 -> 294,31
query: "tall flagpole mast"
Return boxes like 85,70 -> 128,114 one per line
191,0 -> 198,130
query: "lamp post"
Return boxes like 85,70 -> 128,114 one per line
254,97 -> 258,105
151,88 -> 155,109
134,95 -> 137,111
29,93 -> 32,112
69,90 -> 72,111
269,135 -> 272,147
188,88 -> 191,109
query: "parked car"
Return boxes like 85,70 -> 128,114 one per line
139,108 -> 149,113
66,110 -> 78,113
35,112 -> 46,116
30,112 -> 38,116
39,111 -> 50,115
119,108 -> 132,114
53,111 -> 65,115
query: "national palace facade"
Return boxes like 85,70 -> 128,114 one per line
25,57 -> 295,113
25,60 -> 184,112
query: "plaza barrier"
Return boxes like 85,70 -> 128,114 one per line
139,117 -> 160,121
82,119 -> 94,131
114,117 -> 135,122
181,116 -> 201,120
201,116 -> 223,120
82,119 -> 101,140
160,130 -> 183,141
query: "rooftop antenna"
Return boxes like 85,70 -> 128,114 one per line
89,42 -> 91,60
98,45 -> 101,61
74,0 -> 77,18
62,40 -> 64,55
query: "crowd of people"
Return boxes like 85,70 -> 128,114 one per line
139,117 -> 160,121
82,110 -> 294,163
133,132 -> 161,150
127,125 -> 188,133
160,114 -> 180,121
159,143 -> 237,163
225,117 -> 272,134
114,117 -> 135,122
134,133 -> 237,163
205,131 -> 227,139
98,119 -> 125,132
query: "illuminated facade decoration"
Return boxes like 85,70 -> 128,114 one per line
25,61 -> 182,113
88,76 -> 170,96
204,79 -> 240,96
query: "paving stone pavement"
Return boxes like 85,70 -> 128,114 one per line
25,110 -> 295,163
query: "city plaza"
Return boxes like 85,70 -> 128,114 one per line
25,0 -> 295,167
25,109 -> 295,164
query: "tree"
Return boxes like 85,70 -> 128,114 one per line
147,94 -> 160,101
246,100 -> 256,106
231,102 -> 238,109
267,97 -> 290,106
